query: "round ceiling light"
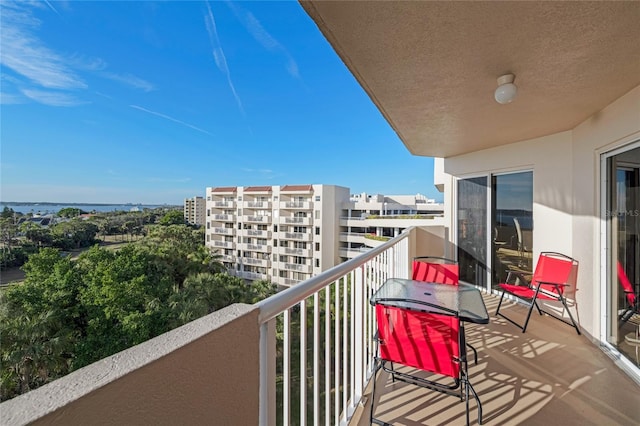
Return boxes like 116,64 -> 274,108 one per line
494,73 -> 517,104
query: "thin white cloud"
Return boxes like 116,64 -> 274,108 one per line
204,1 -> 245,115
43,1 -> 60,16
130,105 -> 213,136
0,92 -> 26,105
102,72 -> 155,92
0,3 -> 86,90
226,1 -> 300,79
21,88 -> 87,107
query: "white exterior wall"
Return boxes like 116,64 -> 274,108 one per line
205,184 -> 350,288
440,85 -> 640,340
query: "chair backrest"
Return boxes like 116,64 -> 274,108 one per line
513,217 -> 523,246
375,304 -> 460,378
618,261 -> 637,307
412,257 -> 459,285
532,252 -> 578,295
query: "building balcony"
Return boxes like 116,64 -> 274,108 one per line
283,263 -> 312,273
212,201 -> 235,208
279,201 -> 313,209
243,215 -> 272,224
213,214 -> 235,221
280,216 -> 312,225
220,254 -> 235,263
211,240 -> 234,249
212,227 -> 235,236
3,227 -> 638,426
283,247 -> 312,257
236,270 -> 268,281
241,257 -> 270,268
244,229 -> 271,238
241,243 -> 270,253
282,232 -> 313,241
244,201 -> 272,209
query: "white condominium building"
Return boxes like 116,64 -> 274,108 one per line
206,185 -> 350,287
184,196 -> 205,226
340,193 -> 444,259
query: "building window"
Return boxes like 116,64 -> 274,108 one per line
315,210 -> 320,219
238,196 -> 242,201
315,258 -> 320,267
315,227 -> 320,235
315,195 -> 320,201
280,255 -> 288,262
315,242 -> 320,251
274,225 -> 278,232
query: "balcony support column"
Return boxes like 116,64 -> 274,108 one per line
259,318 -> 277,426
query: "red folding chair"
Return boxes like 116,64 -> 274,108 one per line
618,261 -> 639,327
413,256 -> 478,364
495,252 -> 580,334
370,304 -> 483,425
412,256 -> 459,284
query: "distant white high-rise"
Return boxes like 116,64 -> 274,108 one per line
205,184 -> 443,288
184,196 -> 205,226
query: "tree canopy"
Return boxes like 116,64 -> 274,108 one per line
0,224 -> 277,401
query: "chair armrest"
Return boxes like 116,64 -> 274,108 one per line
535,280 -> 569,287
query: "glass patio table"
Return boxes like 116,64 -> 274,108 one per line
370,278 -> 490,324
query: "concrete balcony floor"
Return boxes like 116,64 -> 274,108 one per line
354,294 -> 640,426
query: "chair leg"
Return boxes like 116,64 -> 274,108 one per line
466,343 -> 478,365
370,359 -> 379,425
558,296 -> 581,335
495,290 -> 507,316
521,297 -> 538,333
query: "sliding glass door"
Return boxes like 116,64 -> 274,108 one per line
457,172 -> 533,290
491,172 -> 534,289
605,145 -> 640,367
457,177 -> 488,287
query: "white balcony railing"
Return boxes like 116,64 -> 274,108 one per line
212,240 -> 234,249
283,263 -> 312,273
282,232 -> 312,241
256,229 -> 411,425
245,201 -> 272,209
213,214 -> 234,221
213,227 -> 235,236
280,201 -> 312,209
283,247 -> 312,257
213,201 -> 234,207
281,216 -> 312,225
243,215 -> 272,223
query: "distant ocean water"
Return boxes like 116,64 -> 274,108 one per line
0,203 -> 174,215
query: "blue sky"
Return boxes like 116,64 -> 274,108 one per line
1,1 -> 438,204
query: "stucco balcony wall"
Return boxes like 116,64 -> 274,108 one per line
0,304 -> 260,426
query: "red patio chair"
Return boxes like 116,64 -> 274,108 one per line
413,256 -> 478,364
495,252 -> 580,334
370,304 -> 483,425
412,256 -> 459,284
618,261 -> 639,327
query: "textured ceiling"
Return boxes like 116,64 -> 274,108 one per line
301,1 -> 640,158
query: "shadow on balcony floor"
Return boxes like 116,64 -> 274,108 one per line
354,294 -> 640,426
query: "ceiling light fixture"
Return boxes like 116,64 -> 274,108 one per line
494,73 -> 517,104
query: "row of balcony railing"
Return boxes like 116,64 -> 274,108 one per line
209,216 -> 311,224
210,201 -> 314,209
256,229 -> 411,424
